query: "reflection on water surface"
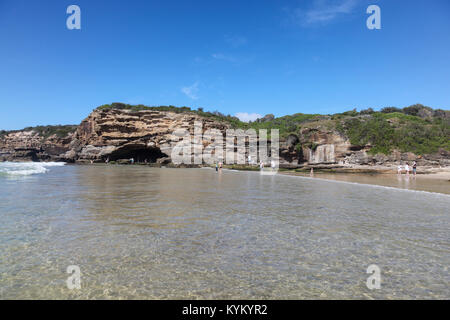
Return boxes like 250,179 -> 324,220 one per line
0,166 -> 449,299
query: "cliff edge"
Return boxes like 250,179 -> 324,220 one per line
1,103 -> 449,168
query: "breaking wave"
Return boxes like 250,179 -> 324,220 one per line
0,162 -> 66,176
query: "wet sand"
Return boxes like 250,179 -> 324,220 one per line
280,171 -> 450,195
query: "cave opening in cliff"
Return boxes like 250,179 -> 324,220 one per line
108,145 -> 167,163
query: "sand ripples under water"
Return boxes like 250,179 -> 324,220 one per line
0,165 -> 448,299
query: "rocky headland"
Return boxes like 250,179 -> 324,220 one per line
1,103 -> 449,173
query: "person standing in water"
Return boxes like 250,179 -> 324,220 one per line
405,162 -> 410,175
413,161 -> 417,176
215,162 -> 218,172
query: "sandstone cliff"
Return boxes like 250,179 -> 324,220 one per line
0,126 -> 76,162
64,108 -> 231,164
295,126 -> 449,168
1,105 -> 449,168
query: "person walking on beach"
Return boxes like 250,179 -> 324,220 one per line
413,161 -> 417,176
270,160 -> 276,171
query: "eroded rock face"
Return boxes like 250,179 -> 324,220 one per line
1,108 -> 448,167
0,130 -> 74,162
298,128 -> 350,165
291,126 -> 450,167
66,109 -> 232,163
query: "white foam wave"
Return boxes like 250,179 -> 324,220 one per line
0,162 -> 66,176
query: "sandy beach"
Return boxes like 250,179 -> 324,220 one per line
279,167 -> 450,195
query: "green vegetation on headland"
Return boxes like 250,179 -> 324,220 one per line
97,102 -> 246,128
97,103 -> 322,137
336,112 -> 449,155
2,103 -> 448,158
0,125 -> 78,139
97,102 -> 449,155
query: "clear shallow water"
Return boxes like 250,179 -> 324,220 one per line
0,164 -> 449,299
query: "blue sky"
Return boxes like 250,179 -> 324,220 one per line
0,0 -> 449,129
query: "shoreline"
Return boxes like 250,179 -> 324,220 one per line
277,170 -> 450,195
88,162 -> 450,195
2,160 -> 449,195
213,164 -> 450,195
